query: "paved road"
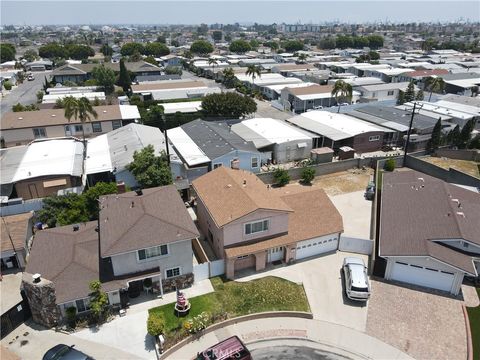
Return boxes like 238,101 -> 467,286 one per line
253,99 -> 292,120
0,72 -> 47,115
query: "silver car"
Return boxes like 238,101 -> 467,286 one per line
342,257 -> 371,301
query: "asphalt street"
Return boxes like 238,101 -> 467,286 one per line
1,72 -> 47,115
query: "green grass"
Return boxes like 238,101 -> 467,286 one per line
148,276 -> 310,336
467,288 -> 480,360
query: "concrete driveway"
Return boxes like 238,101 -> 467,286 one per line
0,72 -> 47,115
237,251 -> 369,332
329,190 -> 372,239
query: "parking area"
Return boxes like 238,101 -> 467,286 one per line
329,190 -> 372,239
237,251 -> 369,332
366,279 -> 471,360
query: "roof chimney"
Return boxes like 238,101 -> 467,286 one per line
32,273 -> 41,283
135,189 -> 143,196
116,181 -> 126,194
73,224 -> 80,232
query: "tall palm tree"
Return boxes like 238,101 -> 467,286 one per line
425,76 -> 445,101
331,80 -> 353,113
245,65 -> 261,87
297,53 -> 308,64
222,67 -> 236,88
208,58 -> 218,79
64,96 -> 98,147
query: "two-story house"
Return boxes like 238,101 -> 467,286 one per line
23,185 -> 199,325
192,167 -> 343,279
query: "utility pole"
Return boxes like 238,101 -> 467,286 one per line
403,101 -> 418,166
162,113 -> 170,166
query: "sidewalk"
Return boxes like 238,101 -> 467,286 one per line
166,317 -> 414,360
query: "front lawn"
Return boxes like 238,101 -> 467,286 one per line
149,276 -> 309,340
467,288 -> 480,360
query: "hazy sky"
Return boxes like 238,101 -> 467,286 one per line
1,1 -> 479,25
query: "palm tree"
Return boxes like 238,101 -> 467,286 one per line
297,53 -> 308,64
208,58 -> 218,79
425,76 -> 445,101
63,96 -> 98,147
245,65 -> 261,87
331,80 -> 353,113
222,67 -> 236,88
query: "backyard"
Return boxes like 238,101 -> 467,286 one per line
422,156 -> 480,178
467,288 -> 480,360
149,276 -> 310,345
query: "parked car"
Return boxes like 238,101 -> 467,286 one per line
196,336 -> 252,360
42,344 -> 93,360
27,74 -> 35,81
313,105 -> 323,110
342,257 -> 371,301
364,181 -> 375,201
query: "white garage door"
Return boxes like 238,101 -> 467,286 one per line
296,236 -> 338,260
390,261 -> 455,292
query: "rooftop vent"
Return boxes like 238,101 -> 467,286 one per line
243,180 -> 247,185
131,201 -> 135,208
51,114 -> 56,117
32,273 -> 41,283
18,117 -> 23,120
418,177 -> 424,182
226,184 -> 232,188
456,211 -> 465,218
135,189 -> 143,196
73,224 -> 80,231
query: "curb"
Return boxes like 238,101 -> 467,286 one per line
462,304 -> 473,360
160,311 -> 313,359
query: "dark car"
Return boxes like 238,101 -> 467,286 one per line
196,336 -> 252,360
42,344 -> 93,360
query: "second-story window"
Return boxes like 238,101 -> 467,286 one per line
245,219 -> 269,235
112,120 -> 122,130
92,122 -> 102,133
138,244 -> 168,261
33,127 -> 46,138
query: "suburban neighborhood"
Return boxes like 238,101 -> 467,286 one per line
0,1 -> 480,360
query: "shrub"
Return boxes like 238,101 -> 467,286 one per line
66,306 -> 77,328
3,81 -> 12,90
384,158 -> 396,172
273,168 -> 290,187
301,167 -> 315,184
147,312 -> 165,337
36,90 -> 44,103
183,312 -> 210,334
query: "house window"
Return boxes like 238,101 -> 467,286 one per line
245,219 -> 269,235
33,127 -> 46,138
74,124 -> 83,133
92,122 -> 102,133
166,267 -> 181,278
251,157 -> 259,168
463,242 -> 470,248
75,298 -> 90,313
112,120 -> 122,130
369,135 -> 380,142
387,90 -> 394,96
213,163 -> 222,169
237,255 -> 249,260
137,245 -> 168,261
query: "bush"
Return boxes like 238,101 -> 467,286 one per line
3,81 -> 12,90
273,168 -> 290,187
384,159 -> 396,172
66,306 -> 77,328
301,167 -> 315,184
36,90 -> 44,103
147,312 -> 165,337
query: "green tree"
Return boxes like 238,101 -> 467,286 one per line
156,35 -> 167,44
447,125 -> 461,146
190,40 -> 214,55
212,31 -> 223,42
147,312 -> 165,337
301,167 -> 315,184
335,35 -> 354,49
264,41 -> 279,51
38,43 -> 67,59
63,96 -> 98,144
126,145 -> 173,188
23,49 -> 38,62
121,42 -> 145,56
368,51 -> 380,60
222,67 -> 236,88
83,182 -> 118,219
367,35 -> 384,49
91,65 -> 116,94
353,36 -> 370,49
144,42 -> 170,57
144,55 -> 159,66
458,119 -> 476,149
229,39 -> 251,54
117,58 -> 132,93
165,65 -> 182,75
331,80 -> 353,113
129,51 -> 143,62
404,81 -> 416,103
282,40 -> 304,52
296,53 -> 308,64
273,168 -> 290,187
424,77 -> 445,101
415,89 -> 424,101
245,64 -> 261,87
201,92 -> 257,118
142,104 -> 165,128
396,90 -> 406,105
0,43 -> 16,62
3,81 -> 13,91
66,44 -> 95,60
100,44 -> 113,56
37,193 -> 89,228
208,57 -> 218,76
427,119 -> 442,152
384,159 -> 395,172
89,281 -> 109,322
249,39 -> 259,50
318,37 -> 336,49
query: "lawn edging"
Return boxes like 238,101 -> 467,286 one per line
463,304 -> 473,360
159,311 -> 313,358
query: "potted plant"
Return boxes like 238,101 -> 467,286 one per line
143,278 -> 152,290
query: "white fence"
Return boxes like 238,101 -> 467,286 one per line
210,259 -> 225,277
193,262 -> 210,282
338,236 -> 373,255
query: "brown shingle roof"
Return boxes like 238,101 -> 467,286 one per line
404,69 -> 449,78
288,84 -> 334,96
274,64 -> 315,71
99,185 -> 199,257
131,80 -> 205,92
1,105 -> 122,130
224,187 -> 343,257
379,170 -> 480,275
25,222 -> 122,304
51,61 -> 161,76
1,212 -> 33,252
192,167 -> 293,227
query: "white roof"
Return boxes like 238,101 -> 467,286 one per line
264,82 -> 316,95
402,101 -> 476,120
296,90 -> 360,101
149,87 -> 220,101
370,68 -> 413,76
236,73 -> 303,86
287,111 -> 387,141
443,77 -> 480,89
85,132 -> 113,174
161,101 -> 202,114
434,100 -> 480,116
232,118 -> 312,148
330,77 -> 385,87
119,105 -> 141,120
42,92 -> 106,104
359,82 -> 413,92
168,127 -> 210,166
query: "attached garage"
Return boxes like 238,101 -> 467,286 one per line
388,260 -> 458,294
295,234 -> 338,260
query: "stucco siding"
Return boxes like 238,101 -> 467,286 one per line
212,150 -> 267,174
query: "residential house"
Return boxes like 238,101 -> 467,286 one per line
231,118 -> 314,163
281,84 -> 350,114
0,105 -> 140,147
0,138 -> 84,200
131,80 -> 220,101
235,73 -> 303,97
441,72 -> 480,96
24,185 -> 199,324
357,82 -> 418,102
396,69 -> 450,87
192,167 -> 343,279
1,212 -> 34,270
25,60 -> 53,72
378,170 -> 479,295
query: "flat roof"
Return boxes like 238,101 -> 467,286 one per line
161,101 -> 202,114
264,82 -> 316,95
287,111 -> 387,141
131,80 -> 206,92
403,101 -> 477,120
168,126 -> 210,166
236,73 -> 303,86
358,82 -> 413,92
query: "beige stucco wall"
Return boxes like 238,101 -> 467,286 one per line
15,175 -> 75,200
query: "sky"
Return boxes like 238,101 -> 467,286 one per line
1,1 -> 479,26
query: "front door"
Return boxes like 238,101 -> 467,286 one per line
28,184 -> 39,199
267,247 -> 284,263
